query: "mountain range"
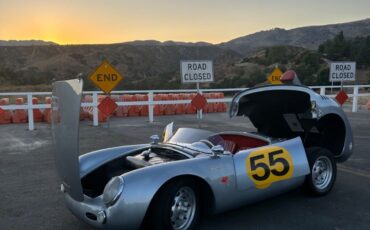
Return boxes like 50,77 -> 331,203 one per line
220,18 -> 370,55
1,18 -> 370,91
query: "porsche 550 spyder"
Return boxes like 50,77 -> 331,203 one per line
52,79 -> 353,230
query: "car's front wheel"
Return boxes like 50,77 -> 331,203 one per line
304,147 -> 337,196
147,179 -> 200,230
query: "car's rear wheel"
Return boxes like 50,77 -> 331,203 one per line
146,179 -> 200,230
304,147 -> 337,196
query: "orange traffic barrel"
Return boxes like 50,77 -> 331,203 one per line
116,95 -> 128,117
32,97 -> 43,122
175,94 -> 185,114
185,94 -> 197,114
214,92 -> 227,112
203,93 -> 213,113
12,98 -> 27,123
83,95 -> 94,120
127,95 -> 140,117
154,94 -> 165,116
136,94 -> 149,116
164,94 -> 176,115
43,97 -> 52,123
0,98 -> 12,124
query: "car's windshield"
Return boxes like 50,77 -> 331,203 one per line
167,128 -> 215,144
166,127 -> 227,154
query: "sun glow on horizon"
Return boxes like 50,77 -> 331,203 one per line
1,0 -> 370,45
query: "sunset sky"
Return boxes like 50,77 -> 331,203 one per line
0,0 -> 369,45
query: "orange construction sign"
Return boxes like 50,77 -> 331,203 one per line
267,67 -> 283,85
89,60 -> 123,94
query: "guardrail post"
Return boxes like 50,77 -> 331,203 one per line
320,87 -> 325,95
352,86 -> 359,112
92,92 -> 99,126
148,91 -> 154,123
27,94 -> 35,131
199,90 -> 203,119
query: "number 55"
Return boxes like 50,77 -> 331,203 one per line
249,149 -> 290,182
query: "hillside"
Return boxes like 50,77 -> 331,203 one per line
220,18 -> 370,56
1,18 -> 370,91
0,44 -> 241,91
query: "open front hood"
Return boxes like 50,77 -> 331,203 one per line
52,79 -> 84,201
229,85 -> 313,138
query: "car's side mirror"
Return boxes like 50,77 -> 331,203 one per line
211,145 -> 224,158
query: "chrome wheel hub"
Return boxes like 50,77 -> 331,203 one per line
170,186 -> 196,230
312,156 -> 333,190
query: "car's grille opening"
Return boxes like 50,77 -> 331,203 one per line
86,212 -> 97,221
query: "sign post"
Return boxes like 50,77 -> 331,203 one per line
180,60 -> 214,123
329,61 -> 356,106
196,82 -> 201,120
89,60 -> 123,127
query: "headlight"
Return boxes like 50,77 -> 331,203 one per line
103,177 -> 124,206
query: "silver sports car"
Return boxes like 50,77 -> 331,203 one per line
52,79 -> 353,230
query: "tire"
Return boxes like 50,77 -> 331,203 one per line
304,147 -> 337,196
146,179 -> 200,230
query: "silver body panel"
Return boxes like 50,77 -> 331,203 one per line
64,137 -> 308,229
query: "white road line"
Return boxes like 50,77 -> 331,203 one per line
338,165 -> 370,179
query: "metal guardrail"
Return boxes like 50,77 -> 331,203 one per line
0,85 -> 369,131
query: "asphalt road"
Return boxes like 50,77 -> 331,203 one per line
0,111 -> 369,230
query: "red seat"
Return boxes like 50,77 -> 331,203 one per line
208,133 -> 268,155
219,140 -> 237,154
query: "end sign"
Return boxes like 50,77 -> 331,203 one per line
267,67 -> 283,85
89,60 -> 123,94
330,62 -> 356,82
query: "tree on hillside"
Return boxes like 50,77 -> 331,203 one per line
319,31 -> 370,68
319,31 -> 350,60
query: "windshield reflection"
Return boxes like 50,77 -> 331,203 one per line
167,128 -> 226,154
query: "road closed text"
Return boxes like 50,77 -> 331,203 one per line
181,61 -> 214,83
330,62 -> 356,82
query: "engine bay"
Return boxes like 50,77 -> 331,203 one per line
81,147 -> 188,198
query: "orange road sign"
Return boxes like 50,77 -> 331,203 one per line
191,93 -> 207,110
89,60 -> 123,94
335,90 -> 349,105
98,96 -> 118,117
267,67 -> 283,84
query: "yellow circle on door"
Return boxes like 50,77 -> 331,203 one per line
246,146 -> 294,189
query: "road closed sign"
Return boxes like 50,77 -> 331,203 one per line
181,60 -> 214,83
330,62 -> 356,82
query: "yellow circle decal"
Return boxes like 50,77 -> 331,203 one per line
246,146 -> 294,189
